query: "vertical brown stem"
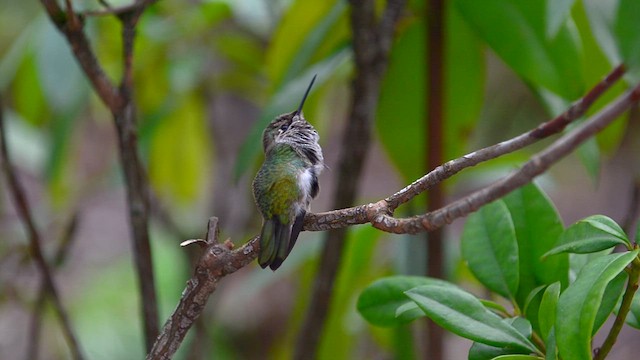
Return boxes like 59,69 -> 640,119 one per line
115,12 -> 159,351
425,0 -> 445,359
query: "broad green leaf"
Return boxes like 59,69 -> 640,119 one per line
0,17 -> 35,91
522,285 -> 545,337
35,18 -> 89,114
357,276 -> 453,327
538,282 -> 561,341
265,0 -> 347,90
615,0 -> 640,75
462,200 -> 519,300
481,300 -> 509,316
492,356 -> 543,360
544,215 -> 631,258
545,328 -> 558,360
455,0 -> 585,99
234,50 -> 349,180
582,0 -> 620,65
546,0 -> 576,39
556,250 -> 638,360
376,4 -> 484,182
405,284 -> 538,353
13,52 -> 48,126
148,95 -> 211,204
573,1 -> 627,154
569,249 -> 613,283
593,271 -> 626,334
468,318 -> 533,360
503,183 -> 567,307
625,290 -> 640,329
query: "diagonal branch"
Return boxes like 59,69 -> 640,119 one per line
0,98 -> 85,360
39,0 -> 161,350
26,214 -> 79,360
148,69 -> 638,359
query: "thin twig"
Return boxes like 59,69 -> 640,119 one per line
302,64 -> 629,231
372,82 -> 640,233
0,98 -> 85,360
26,214 -> 79,360
114,10 -> 160,351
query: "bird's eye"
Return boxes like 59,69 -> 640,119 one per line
279,124 -> 289,132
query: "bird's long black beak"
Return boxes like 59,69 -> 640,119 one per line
294,74 -> 317,117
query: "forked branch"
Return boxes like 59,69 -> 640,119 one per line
148,66 -> 637,359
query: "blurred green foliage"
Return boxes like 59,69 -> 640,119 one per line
1,0 -> 639,359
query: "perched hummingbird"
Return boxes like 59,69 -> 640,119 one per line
253,75 -> 324,271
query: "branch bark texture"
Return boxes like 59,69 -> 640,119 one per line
39,0 -> 160,350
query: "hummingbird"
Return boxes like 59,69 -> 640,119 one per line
253,75 -> 324,271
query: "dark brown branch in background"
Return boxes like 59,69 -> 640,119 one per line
0,98 -> 85,360
26,214 -> 79,360
39,0 -> 160,350
147,66 -> 636,359
293,0 -> 406,358
425,0 -> 445,358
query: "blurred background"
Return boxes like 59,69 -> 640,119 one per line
0,0 -> 639,359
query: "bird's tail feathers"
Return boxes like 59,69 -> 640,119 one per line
258,211 -> 306,271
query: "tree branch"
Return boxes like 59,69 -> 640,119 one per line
26,214 -> 79,360
146,218 -> 258,360
39,0 -> 161,350
0,97 -> 85,360
147,68 -> 637,358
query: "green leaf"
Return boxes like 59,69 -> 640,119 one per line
481,299 -> 509,316
544,215 -> 631,258
462,200 -> 519,300
265,0 -> 347,90
468,318 -> 533,360
538,282 -> 561,341
376,5 -> 484,182
405,284 -> 538,353
148,95 -> 211,204
503,182 -> 567,307
593,271 -> 626,334
455,0 -> 585,99
625,290 -> 640,329
546,0 -> 576,39
357,276 -> 453,327
545,328 -> 558,360
35,18 -> 89,114
556,250 -> 639,360
522,285 -> 545,337
491,356 -> 543,360
615,0 -> 640,75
